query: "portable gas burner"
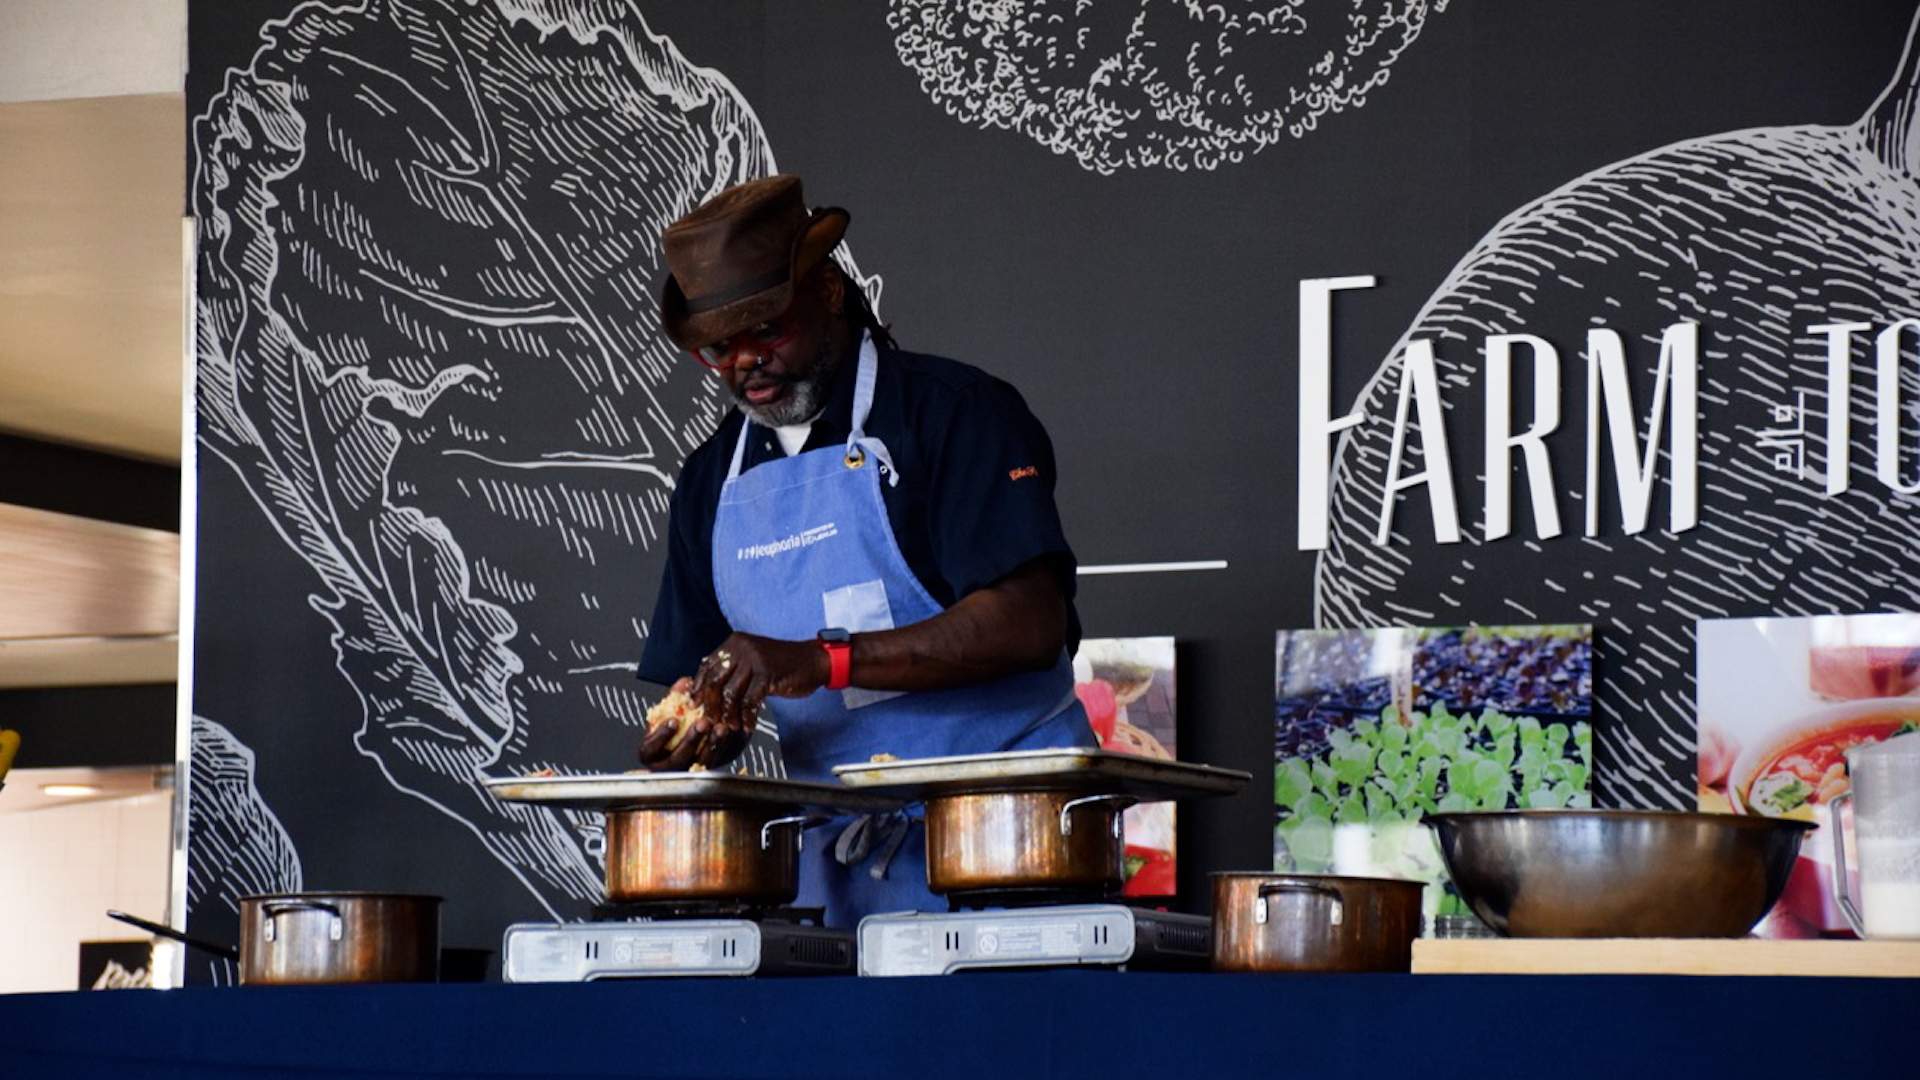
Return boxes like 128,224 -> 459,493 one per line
484,771 -> 903,981
834,749 -> 1243,977
856,892 -> 1212,977
503,903 -> 855,981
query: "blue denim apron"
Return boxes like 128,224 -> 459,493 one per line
712,337 -> 1092,925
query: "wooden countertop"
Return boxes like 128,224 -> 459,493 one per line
1412,936 -> 1920,977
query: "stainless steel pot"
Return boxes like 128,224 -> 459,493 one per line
603,802 -> 819,903
236,892 -> 441,985
922,789 -> 1137,895
1210,873 -> 1424,973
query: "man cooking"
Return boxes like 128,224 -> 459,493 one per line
635,174 -> 1094,925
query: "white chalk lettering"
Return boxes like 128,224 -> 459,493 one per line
1376,338 -> 1462,545
1876,319 -> 1920,494
1483,333 -> 1563,541
1296,276 -> 1376,551
1583,324 -> 1699,537
1293,276 -> 1705,549
1754,392 -> 1809,481
1813,321 -> 1874,495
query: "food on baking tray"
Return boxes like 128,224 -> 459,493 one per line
869,753 -> 898,762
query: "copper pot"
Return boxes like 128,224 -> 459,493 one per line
1210,873 -> 1424,973
604,803 -> 819,903
922,789 -> 1137,895
237,892 -> 441,985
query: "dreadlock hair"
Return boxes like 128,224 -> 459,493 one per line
830,257 -> 897,351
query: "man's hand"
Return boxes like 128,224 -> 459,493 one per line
643,556 -> 1073,770
637,677 -> 718,771
690,632 -> 828,729
637,635 -> 825,771
637,636 -> 827,771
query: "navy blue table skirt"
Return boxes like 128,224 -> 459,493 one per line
5,971 -> 1912,1079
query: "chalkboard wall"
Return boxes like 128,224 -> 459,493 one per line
184,0 -> 1920,977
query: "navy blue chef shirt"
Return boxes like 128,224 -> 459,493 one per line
636,345 -> 1080,685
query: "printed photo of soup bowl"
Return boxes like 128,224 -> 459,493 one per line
1726,697 -> 1920,935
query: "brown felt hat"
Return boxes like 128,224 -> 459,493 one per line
658,175 -> 850,350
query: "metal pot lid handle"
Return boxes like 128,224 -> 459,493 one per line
1058,793 -> 1138,838
1254,881 -> 1346,926
761,813 -> 832,851
261,898 -> 344,942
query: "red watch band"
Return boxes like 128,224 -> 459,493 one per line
822,636 -> 852,690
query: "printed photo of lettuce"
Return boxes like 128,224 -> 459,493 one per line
1274,627 -> 1594,918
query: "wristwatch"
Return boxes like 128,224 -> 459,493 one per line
818,628 -> 852,690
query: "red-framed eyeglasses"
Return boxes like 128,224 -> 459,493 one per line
690,312 -> 799,370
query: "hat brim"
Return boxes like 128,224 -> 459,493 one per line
660,207 -> 849,350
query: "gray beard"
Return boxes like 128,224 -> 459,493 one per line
738,334 -> 845,428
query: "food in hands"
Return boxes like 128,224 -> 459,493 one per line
643,677 -> 707,759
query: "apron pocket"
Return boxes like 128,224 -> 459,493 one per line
823,579 -> 906,710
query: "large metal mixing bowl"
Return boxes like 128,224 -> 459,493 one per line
1427,810 -> 1815,937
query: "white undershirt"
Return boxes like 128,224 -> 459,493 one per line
773,422 -> 812,457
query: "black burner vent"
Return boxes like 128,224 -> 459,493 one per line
943,886 -> 1120,911
591,901 -> 828,925
784,934 -> 854,971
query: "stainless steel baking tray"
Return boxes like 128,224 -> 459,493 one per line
831,749 -> 1250,801
483,772 -> 905,813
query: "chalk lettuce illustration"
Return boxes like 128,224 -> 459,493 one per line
192,0 -> 796,916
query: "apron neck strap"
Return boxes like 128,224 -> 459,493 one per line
726,332 -> 897,486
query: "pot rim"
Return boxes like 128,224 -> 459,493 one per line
1422,808 -> 1816,832
1209,871 -> 1424,888
603,800 -> 812,814
239,891 -> 444,903
923,784 -> 1123,800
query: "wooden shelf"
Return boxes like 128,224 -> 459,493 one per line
1411,937 -> 1920,977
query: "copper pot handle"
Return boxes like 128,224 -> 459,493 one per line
1254,881 -> 1346,926
1058,793 -> 1138,838
260,898 -> 344,942
761,814 -> 831,851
